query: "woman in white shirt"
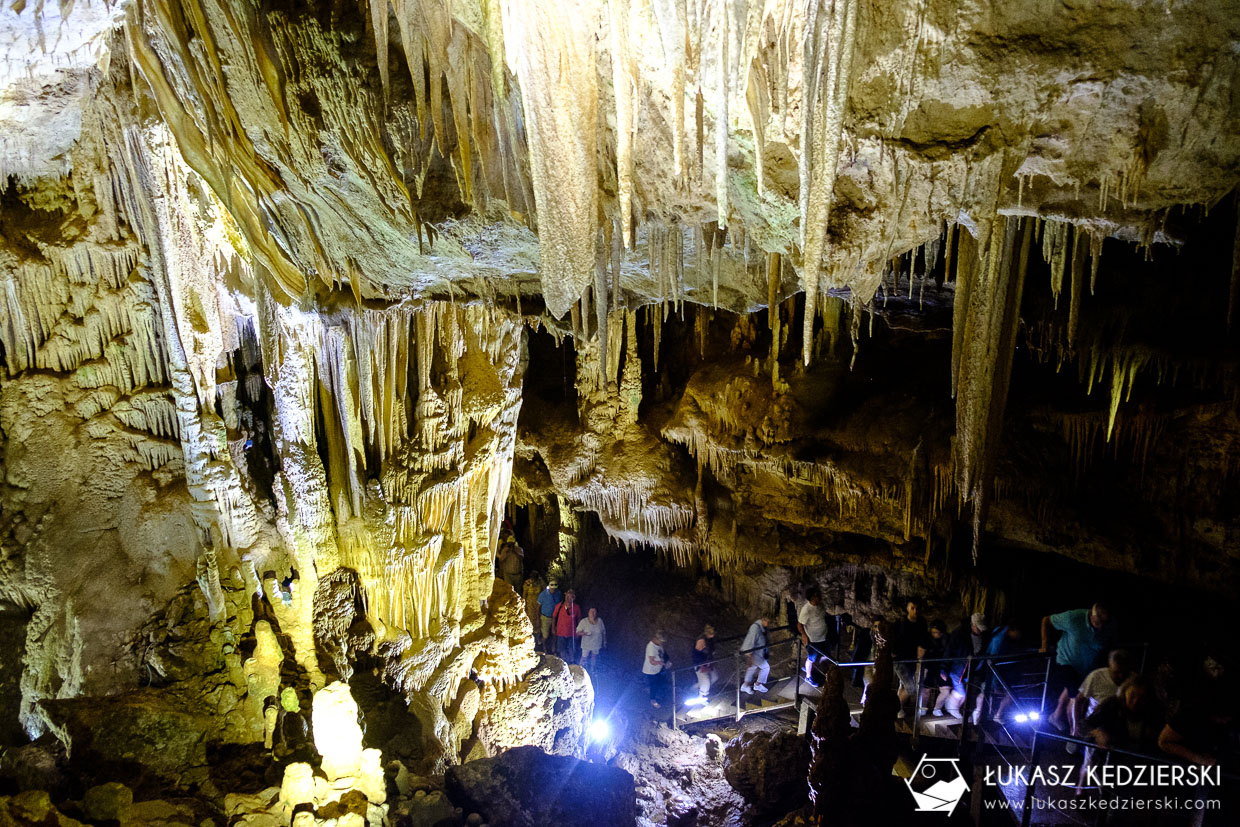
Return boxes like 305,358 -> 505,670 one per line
577,607 -> 606,671
643,630 -> 671,708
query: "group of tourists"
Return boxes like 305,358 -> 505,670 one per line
530,579 -> 608,668
496,531 -> 1235,765
494,524 -> 607,670
1041,602 -> 1235,771
860,596 -> 1236,769
642,622 -> 730,709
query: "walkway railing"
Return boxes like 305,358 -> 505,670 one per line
816,640 -> 1148,752
1019,729 -> 1238,827
664,626 -> 1151,758
666,625 -> 803,729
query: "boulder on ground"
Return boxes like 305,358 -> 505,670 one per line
722,730 -> 811,814
445,745 -> 635,827
83,782 -> 134,821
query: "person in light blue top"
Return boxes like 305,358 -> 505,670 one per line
1041,602 -> 1116,731
536,580 -> 564,654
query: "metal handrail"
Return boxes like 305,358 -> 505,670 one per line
670,633 -> 804,729
824,649 -> 1051,669
1030,730 -> 1240,779
664,624 -> 795,676
1020,728 -> 1238,827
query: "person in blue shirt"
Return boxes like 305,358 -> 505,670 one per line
536,580 -> 564,654
984,621 -> 1027,723
1041,602 -> 1116,731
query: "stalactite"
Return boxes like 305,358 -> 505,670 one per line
1068,224 -> 1085,350
952,216 -> 1028,562
712,0 -> 730,227
504,0 -> 599,317
651,303 -> 663,373
1089,231 -> 1103,296
746,57 -> 770,198
594,235 -> 610,386
609,0 -> 636,248
1042,220 -> 1070,308
799,0 -> 858,366
653,0 -> 688,181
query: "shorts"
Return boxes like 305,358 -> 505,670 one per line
540,615 -> 553,640
895,662 -> 918,694
1047,661 -> 1084,704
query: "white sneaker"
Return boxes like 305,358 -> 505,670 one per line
741,684 -> 753,694
754,684 -> 769,693
932,709 -> 944,717
897,710 -> 906,720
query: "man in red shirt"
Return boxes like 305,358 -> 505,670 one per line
553,589 -> 584,664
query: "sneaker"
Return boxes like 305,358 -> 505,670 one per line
897,710 -> 906,720
741,684 -> 753,695
932,709 -> 944,717
754,684 -> 769,693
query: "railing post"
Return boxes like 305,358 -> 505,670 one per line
671,670 -> 678,730
959,654 -> 973,757
911,659 -> 924,749
1021,730 -> 1039,827
1039,654 -> 1052,718
735,652 -> 743,722
795,636 -> 802,709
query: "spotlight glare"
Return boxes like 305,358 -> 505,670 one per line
1028,711 -> 1040,721
588,719 -> 611,742
1014,713 -> 1029,723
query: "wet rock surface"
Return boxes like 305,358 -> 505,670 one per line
445,745 -> 637,827
722,730 -> 811,815
614,724 -> 747,827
